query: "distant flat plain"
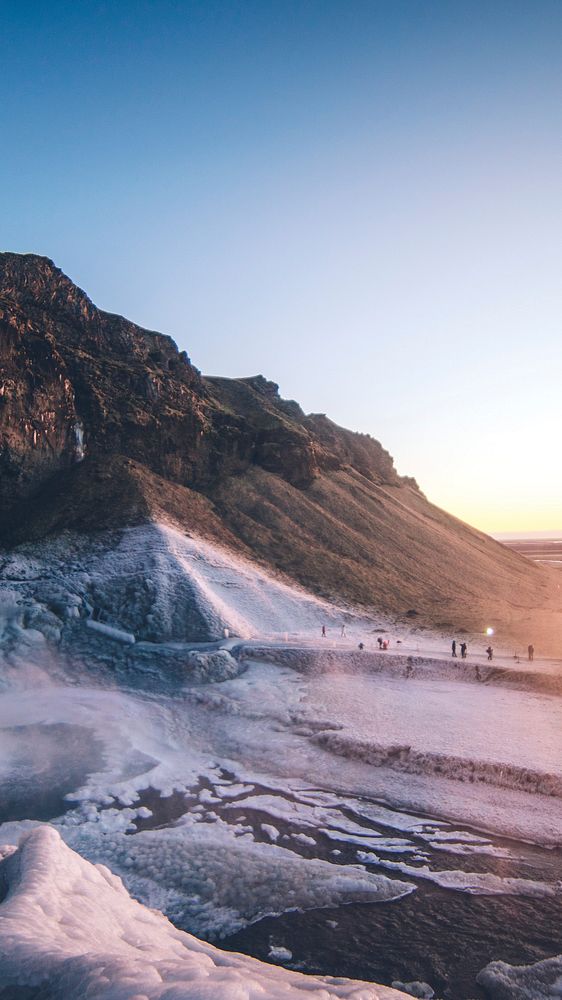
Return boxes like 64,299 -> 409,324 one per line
497,532 -> 562,568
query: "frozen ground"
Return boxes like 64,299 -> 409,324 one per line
0,521 -> 561,999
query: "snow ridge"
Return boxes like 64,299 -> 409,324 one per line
314,733 -> 562,798
246,646 -> 562,697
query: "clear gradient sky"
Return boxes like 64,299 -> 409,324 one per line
1,1 -> 560,533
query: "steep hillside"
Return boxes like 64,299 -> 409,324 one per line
1,252 -> 560,653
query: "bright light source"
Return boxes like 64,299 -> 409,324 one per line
486,627 -> 494,636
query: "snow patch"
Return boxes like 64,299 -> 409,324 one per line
477,953 -> 562,999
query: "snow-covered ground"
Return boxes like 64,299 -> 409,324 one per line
306,673 -> 562,781
1,521 -> 561,999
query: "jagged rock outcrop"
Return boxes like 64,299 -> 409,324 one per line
0,253 -> 207,508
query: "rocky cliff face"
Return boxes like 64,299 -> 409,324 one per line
0,253 -> 406,517
0,254 -> 208,510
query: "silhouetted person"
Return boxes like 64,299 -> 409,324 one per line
321,625 -> 326,638
460,642 -> 467,659
528,643 -> 534,661
377,636 -> 383,649
341,624 -> 346,638
358,642 -> 364,650
451,640 -> 457,658
486,645 -> 493,661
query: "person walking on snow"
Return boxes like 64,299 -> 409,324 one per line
486,645 -> 493,661
528,643 -> 534,661
451,639 -> 457,658
341,624 -> 346,638
460,642 -> 467,659
321,625 -> 326,638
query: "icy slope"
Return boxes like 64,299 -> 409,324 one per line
0,521 -> 353,647
3,251 -> 561,653
0,826 -> 409,1000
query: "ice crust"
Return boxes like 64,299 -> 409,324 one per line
357,852 -> 559,897
476,954 -> 562,999
0,826 -> 410,1000
315,732 -> 562,798
63,816 -> 415,939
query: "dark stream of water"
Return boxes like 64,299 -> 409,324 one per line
132,776 -> 562,1000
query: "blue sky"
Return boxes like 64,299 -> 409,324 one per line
1,1 -> 560,532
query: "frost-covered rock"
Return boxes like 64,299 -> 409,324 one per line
181,648 -> 240,683
476,954 -> 562,999
268,945 -> 293,963
21,603 -> 63,642
391,982 -> 434,999
0,826 -> 410,1000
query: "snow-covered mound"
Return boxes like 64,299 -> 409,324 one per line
476,953 -> 562,999
85,522 -> 344,641
0,826 -> 409,1000
0,521 -> 353,651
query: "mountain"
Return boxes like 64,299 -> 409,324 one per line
1,252 -> 560,653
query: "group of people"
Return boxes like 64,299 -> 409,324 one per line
321,624 -> 350,638
320,627 -> 537,663
320,625 -> 390,650
452,639 -> 492,660
452,640 -> 536,662
451,639 -> 468,659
